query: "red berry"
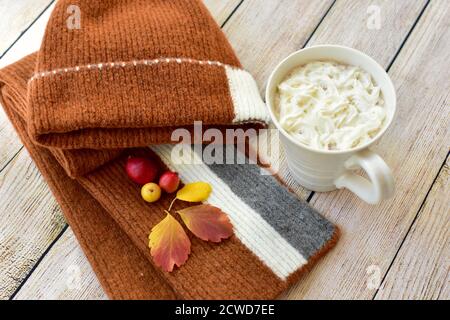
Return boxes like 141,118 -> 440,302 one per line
125,157 -> 158,185
159,171 -> 180,193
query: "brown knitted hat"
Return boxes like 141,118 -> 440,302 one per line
27,0 -> 268,149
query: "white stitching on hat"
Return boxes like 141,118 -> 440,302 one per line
28,57 -> 240,83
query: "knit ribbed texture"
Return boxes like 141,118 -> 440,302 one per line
0,54 -> 121,177
1,55 -> 339,299
28,0 -> 268,149
2,92 -> 176,300
78,149 -> 291,299
0,0 -> 339,300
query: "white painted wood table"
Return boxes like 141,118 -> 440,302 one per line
0,0 -> 448,300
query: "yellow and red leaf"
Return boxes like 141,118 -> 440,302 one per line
148,213 -> 191,272
177,204 -> 234,242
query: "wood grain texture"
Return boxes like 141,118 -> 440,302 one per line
285,0 -> 450,299
203,0 -> 242,25
0,3 -> 55,172
0,110 -> 21,171
0,150 -> 66,299
223,0 -> 334,88
0,0 -> 52,57
13,228 -> 107,300
306,0 -> 429,67
375,157 -> 449,300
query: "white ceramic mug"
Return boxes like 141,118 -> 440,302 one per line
265,45 -> 395,204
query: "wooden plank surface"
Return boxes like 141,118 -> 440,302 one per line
13,228 -> 107,300
285,0 -> 450,299
0,2 -> 55,172
0,0 -> 238,172
0,0 -> 448,300
203,0 -> 242,26
375,156 -> 449,300
0,115 -> 21,171
0,0 -> 52,57
306,0 -> 430,67
0,3 -> 62,300
0,150 -> 66,299
1,0 -> 245,300
224,0 -> 334,87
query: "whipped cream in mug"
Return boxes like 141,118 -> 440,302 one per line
275,61 -> 386,150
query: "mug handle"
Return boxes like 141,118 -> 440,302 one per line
334,149 -> 394,204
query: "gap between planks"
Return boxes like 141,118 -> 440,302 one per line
0,0 -> 55,58
373,151 -> 450,300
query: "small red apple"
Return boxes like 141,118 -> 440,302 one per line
125,156 -> 158,185
159,171 -> 180,193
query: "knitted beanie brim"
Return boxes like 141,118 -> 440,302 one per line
28,61 -> 268,148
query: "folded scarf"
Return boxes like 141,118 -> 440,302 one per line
0,0 -> 339,300
1,54 -> 339,299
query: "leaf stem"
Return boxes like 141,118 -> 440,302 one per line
167,197 -> 177,212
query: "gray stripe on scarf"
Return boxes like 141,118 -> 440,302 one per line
197,146 -> 336,259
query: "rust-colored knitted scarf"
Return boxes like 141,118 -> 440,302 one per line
0,0 -> 338,299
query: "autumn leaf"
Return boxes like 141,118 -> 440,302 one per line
176,182 -> 212,202
149,213 -> 191,272
177,204 -> 234,242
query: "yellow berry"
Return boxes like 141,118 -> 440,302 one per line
141,183 -> 161,203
